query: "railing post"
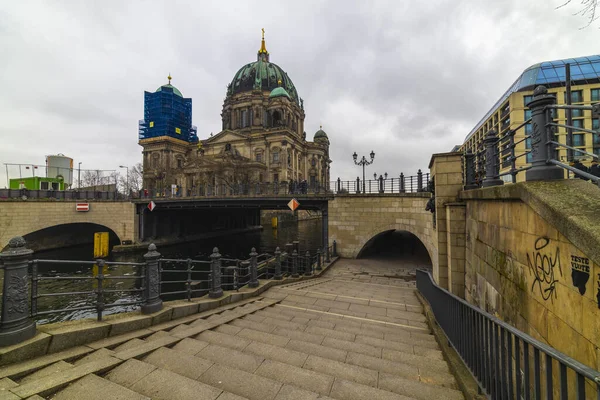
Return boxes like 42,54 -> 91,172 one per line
482,129 -> 503,187
249,247 -> 259,288
293,241 -> 299,254
209,247 -> 223,298
417,169 -> 423,191
0,237 -> 36,346
274,247 -> 283,280
142,243 -> 163,314
337,177 -> 341,193
464,151 -> 478,190
292,250 -> 299,278
399,173 -> 405,193
509,131 -> 517,184
304,251 -> 312,276
96,258 -> 105,321
332,240 -> 337,258
316,248 -> 322,271
186,258 -> 192,301
378,175 -> 384,193
356,177 -> 360,194
525,85 -> 564,181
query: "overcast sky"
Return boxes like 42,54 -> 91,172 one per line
1,0 -> 598,187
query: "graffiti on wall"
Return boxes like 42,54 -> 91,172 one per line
597,273 -> 600,309
570,255 -> 590,295
527,237 -> 562,301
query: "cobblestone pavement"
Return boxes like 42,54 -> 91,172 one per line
0,257 -> 461,400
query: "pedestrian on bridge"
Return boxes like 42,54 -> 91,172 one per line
590,159 -> 600,178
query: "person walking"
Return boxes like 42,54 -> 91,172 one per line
590,159 -> 600,179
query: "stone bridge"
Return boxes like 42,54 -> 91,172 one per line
0,201 -> 136,251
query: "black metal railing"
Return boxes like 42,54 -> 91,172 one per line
464,86 -> 600,188
0,236 -> 337,346
417,269 -> 600,399
331,171 -> 431,194
144,182 -> 332,199
0,188 -> 123,201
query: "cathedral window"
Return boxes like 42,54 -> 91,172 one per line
256,153 -> 262,162
241,110 -> 248,128
273,173 -> 279,182
177,159 -> 183,168
273,151 -> 279,162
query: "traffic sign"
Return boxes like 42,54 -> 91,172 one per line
76,203 -> 89,212
287,198 -> 300,211
148,201 -> 156,212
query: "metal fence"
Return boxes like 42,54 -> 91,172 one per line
331,171 -> 431,194
0,236 -> 337,347
0,188 -> 122,201
464,85 -> 600,189
417,269 -> 600,399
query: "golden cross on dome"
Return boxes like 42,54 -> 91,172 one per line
262,28 -> 265,39
168,73 -> 172,84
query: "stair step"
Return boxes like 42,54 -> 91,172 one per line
302,355 -> 378,387
171,338 -> 210,355
378,372 -> 464,400
52,373 -> 150,400
196,330 -> 251,351
112,338 -> 146,352
255,359 -> 334,396
74,348 -> 115,365
194,344 -> 264,373
169,323 -> 191,334
273,384 -> 335,400
144,347 -> 214,379
104,359 -> 157,388
19,361 -> 72,384
329,378 -> 412,400
0,377 -> 18,390
199,363 -> 283,400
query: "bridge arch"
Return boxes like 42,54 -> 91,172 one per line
14,223 -> 121,252
353,223 -> 434,265
357,229 -> 432,265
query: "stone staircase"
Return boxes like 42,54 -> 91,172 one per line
0,264 -> 464,400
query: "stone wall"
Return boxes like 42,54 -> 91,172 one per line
461,182 -> 600,377
328,194 -> 433,260
0,201 -> 136,250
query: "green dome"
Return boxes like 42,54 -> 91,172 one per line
269,86 -> 290,99
314,128 -> 328,139
156,84 -> 183,97
228,58 -> 299,103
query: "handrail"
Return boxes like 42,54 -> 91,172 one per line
416,269 -> 600,398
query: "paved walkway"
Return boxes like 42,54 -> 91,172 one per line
0,259 -> 461,400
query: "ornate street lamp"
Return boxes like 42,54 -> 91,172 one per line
352,150 -> 375,193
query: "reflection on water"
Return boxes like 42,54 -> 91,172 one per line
27,219 -> 322,323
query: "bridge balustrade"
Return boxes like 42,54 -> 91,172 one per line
331,171 -> 431,194
0,236 -> 337,347
417,269 -> 600,399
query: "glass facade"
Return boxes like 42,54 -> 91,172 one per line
139,85 -> 198,143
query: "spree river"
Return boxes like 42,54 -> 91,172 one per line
30,219 -> 322,323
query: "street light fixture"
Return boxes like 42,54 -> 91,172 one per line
352,150 -> 375,193
78,162 -> 82,189
119,165 -> 129,197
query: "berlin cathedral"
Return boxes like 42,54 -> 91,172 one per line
138,31 -> 331,194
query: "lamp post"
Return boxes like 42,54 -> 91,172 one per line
119,165 -> 129,197
78,162 -> 82,189
352,150 -> 375,193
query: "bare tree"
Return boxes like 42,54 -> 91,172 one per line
117,163 -> 143,196
557,0 -> 599,28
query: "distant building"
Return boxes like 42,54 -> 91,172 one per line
9,176 -> 65,191
138,31 -> 331,194
460,55 -> 600,182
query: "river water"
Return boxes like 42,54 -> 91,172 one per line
31,219 -> 322,323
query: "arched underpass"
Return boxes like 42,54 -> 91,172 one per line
332,230 -> 432,285
19,223 -> 121,253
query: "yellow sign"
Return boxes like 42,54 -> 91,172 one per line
175,127 -> 181,134
94,232 -> 109,258
149,121 -> 154,128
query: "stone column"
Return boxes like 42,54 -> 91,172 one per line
142,243 -> 163,314
428,152 -> 464,290
525,85 -> 564,181
0,237 -> 36,346
248,248 -> 259,288
274,247 -> 282,280
209,248 -> 223,298
446,203 -> 467,298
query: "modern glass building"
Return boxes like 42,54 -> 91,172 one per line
138,76 -> 198,143
460,55 -> 600,182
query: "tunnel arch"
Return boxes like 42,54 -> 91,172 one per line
353,223 -> 434,267
357,229 -> 432,267
12,223 -> 121,252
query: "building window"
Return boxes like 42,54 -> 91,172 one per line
525,123 -> 532,134
177,159 -> 183,168
52,182 -> 59,190
273,151 -> 279,162
594,148 -> 600,158
41,181 -> 49,190
273,173 -> 279,182
593,119 -> 599,130
593,133 -> 600,145
259,173 -> 263,182
573,134 -> 585,147
524,110 -> 532,120
241,110 -> 248,128
524,95 -> 533,105
311,158 -> 316,167
564,90 -> 583,103
256,153 -> 262,163
572,119 -> 584,129
571,109 -> 584,118
525,137 -> 533,163
592,88 -> 600,102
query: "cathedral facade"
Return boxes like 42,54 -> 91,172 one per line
138,32 -> 331,195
